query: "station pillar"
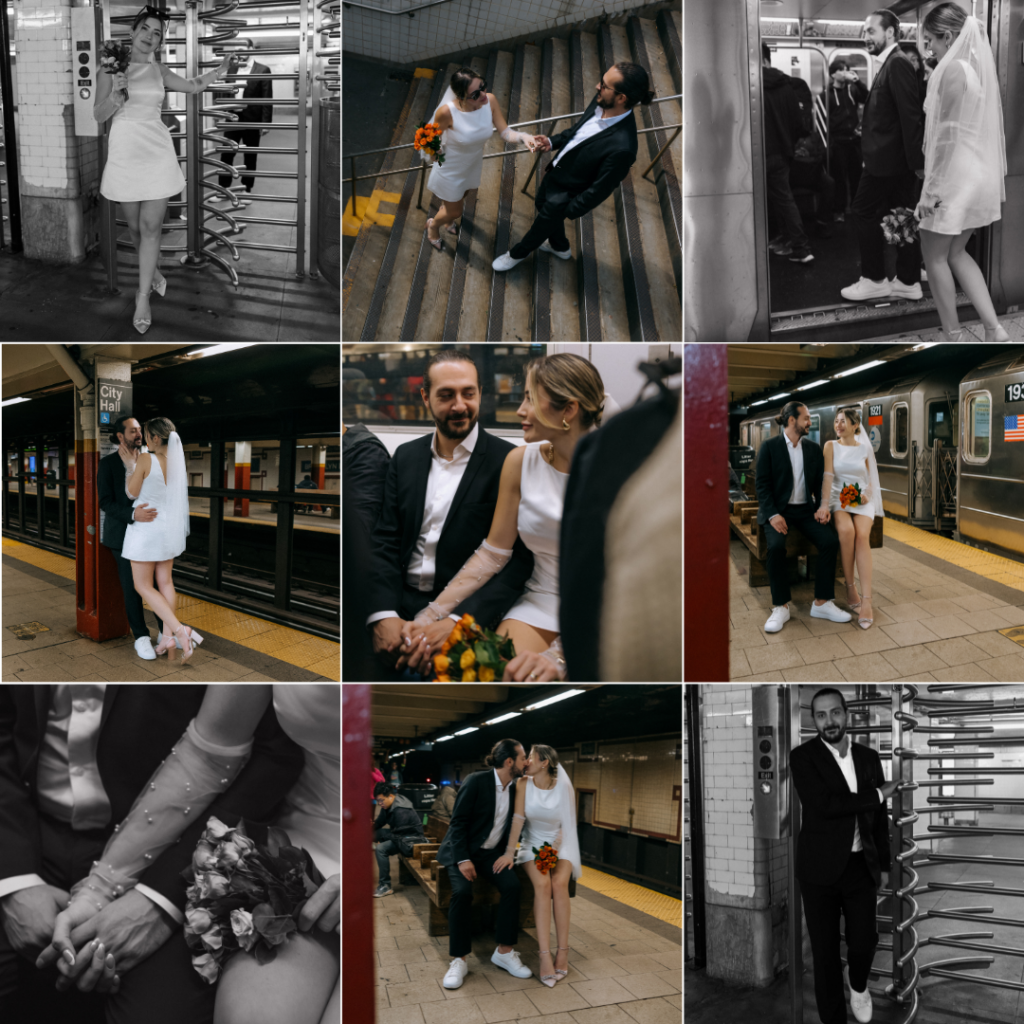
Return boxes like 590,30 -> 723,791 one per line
312,444 -> 326,488
233,441 -> 250,517
75,357 -> 133,641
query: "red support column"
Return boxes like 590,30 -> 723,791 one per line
684,344 -> 730,682
233,442 -> 250,517
342,685 -> 374,1024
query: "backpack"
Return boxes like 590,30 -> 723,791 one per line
793,131 -> 826,165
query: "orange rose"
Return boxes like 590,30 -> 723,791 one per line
433,654 -> 450,673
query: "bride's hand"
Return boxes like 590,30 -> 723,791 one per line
502,651 -> 561,682
117,441 -> 137,470
492,854 -> 515,874
47,894 -> 106,974
298,874 -> 339,935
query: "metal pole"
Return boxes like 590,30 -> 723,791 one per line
0,0 -> 24,252
294,0 -> 309,277
788,685 -> 803,1024
519,151 -> 542,196
181,0 -> 209,270
640,125 -> 681,182
417,162 -> 426,212
309,0 -> 321,279
98,0 -> 117,289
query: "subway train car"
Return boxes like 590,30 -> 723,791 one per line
957,348 -> 1024,556
738,346 -> 1024,556
686,1 -> 1024,341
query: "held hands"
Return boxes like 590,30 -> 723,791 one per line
533,135 -> 552,152
397,618 -> 453,674
0,885 -> 70,965
814,507 -> 831,524
297,874 -> 340,936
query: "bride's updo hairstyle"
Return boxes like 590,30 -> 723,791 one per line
144,416 -> 176,448
837,406 -> 863,435
450,66 -> 483,103
530,744 -> 559,780
525,353 -> 606,432
922,2 -> 967,44
484,738 -> 521,770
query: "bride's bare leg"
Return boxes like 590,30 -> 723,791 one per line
497,619 -> 559,655
524,860 -> 554,982
154,558 -> 176,628
131,561 -> 182,635
551,858 -> 573,977
318,976 -> 339,1024
214,929 -> 339,1024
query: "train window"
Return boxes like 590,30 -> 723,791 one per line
808,414 -> 820,445
927,403 -> 957,448
760,422 -> 772,445
741,425 -> 750,447
964,391 -> 992,464
891,403 -> 908,457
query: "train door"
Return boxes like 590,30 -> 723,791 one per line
880,399 -> 910,517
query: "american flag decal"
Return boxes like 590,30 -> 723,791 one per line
1006,414 -> 1024,442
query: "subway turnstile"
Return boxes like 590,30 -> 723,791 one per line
98,0 -> 337,290
792,685 -> 1024,1024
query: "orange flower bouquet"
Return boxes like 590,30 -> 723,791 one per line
431,613 -> 515,682
532,842 -> 558,875
413,121 -> 445,165
840,481 -> 864,509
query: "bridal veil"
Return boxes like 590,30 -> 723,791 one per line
164,431 -> 191,555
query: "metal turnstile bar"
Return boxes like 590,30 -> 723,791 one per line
927,767 -> 1024,774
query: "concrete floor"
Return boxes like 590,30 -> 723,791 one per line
686,812 -> 1024,1024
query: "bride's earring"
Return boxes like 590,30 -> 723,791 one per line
561,419 -> 570,431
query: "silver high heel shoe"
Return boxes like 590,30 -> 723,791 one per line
554,946 -> 570,981
845,581 -> 862,611
536,950 -> 556,988
151,272 -> 167,298
858,596 -> 874,630
133,291 -> 152,335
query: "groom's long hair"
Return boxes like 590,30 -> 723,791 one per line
613,62 -> 655,107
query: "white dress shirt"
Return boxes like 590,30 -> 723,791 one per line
0,686 -> 184,923
551,105 -> 632,168
367,422 -> 480,626
784,432 -> 807,505
820,736 -> 885,853
873,41 -> 900,74
459,769 -> 513,865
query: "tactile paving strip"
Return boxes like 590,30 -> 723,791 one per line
882,520 -> 1024,595
2,538 -> 339,677
577,864 -> 682,927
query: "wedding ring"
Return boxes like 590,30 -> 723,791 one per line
529,671 -> 538,680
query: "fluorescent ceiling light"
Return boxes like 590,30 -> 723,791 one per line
484,712 -> 522,726
832,360 -> 887,379
796,379 -> 830,391
454,726 -> 479,736
911,343 -> 938,351
749,397 -> 772,407
1,397 -> 31,407
434,734 -> 454,743
767,392 -> 791,401
523,689 -> 585,712
185,343 -> 258,358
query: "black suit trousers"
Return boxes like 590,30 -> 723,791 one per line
446,846 -> 520,958
509,166 -> 572,259
109,544 -> 163,641
765,503 -> 839,606
218,127 -> 262,193
851,169 -> 920,285
801,851 -> 879,1024
0,814 -> 215,1024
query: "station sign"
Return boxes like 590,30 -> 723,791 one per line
867,404 -> 883,452
98,379 -> 132,426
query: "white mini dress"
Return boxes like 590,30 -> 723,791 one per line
427,99 -> 493,202
828,440 -> 876,519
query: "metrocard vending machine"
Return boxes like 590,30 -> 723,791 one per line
752,686 -> 795,840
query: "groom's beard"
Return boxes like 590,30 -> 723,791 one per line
434,409 -> 476,440
821,723 -> 846,746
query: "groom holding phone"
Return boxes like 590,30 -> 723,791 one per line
493,62 -> 655,270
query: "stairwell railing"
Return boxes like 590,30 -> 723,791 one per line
343,92 -> 681,212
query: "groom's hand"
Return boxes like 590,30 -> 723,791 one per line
372,617 -> 406,656
0,885 -> 69,964
769,514 -> 788,535
533,135 -> 551,152
134,503 -> 158,523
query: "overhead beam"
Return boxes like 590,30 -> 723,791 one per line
371,684 -> 510,703
372,694 -> 488,715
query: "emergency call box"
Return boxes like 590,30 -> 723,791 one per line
71,7 -> 101,138
752,686 -> 794,839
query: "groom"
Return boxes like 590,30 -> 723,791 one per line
493,62 -> 652,271
434,740 -> 532,990
0,685 -> 304,1024
97,416 -> 163,661
755,402 -> 852,634
366,349 -> 534,675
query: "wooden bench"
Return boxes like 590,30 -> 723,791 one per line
729,498 -> 883,588
424,814 -> 450,843
397,842 -> 575,937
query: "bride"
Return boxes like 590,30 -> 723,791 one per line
493,744 -> 580,987
915,3 -> 1009,342
818,407 -> 884,630
401,353 -> 609,681
423,67 -> 544,250
120,416 -> 203,660
48,685 -> 340,1024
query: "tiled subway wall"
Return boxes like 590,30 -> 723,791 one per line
342,0 -> 671,64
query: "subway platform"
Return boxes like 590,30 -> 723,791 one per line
2,538 -> 339,682
373,852 -> 682,1024
729,521 -> 1024,683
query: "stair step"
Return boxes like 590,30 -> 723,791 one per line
657,7 -> 682,96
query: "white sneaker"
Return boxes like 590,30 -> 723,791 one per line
841,277 -> 891,301
442,957 -> 468,989
850,979 -> 873,1022
134,636 -> 157,660
492,252 -> 526,272
540,240 -> 572,259
810,600 -> 853,622
491,946 -> 532,978
888,277 -> 923,300
764,605 -> 790,633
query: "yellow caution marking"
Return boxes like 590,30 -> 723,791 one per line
343,190 -> 400,237
882,519 -> 1024,594
414,68 -> 436,78
577,864 -> 683,928
1000,626 -> 1024,649
2,537 -> 339,678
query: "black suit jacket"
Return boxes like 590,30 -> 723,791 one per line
560,389 -> 680,682
861,47 -> 924,177
367,428 -> 534,630
542,97 -> 639,221
755,434 -> 826,525
214,60 -> 273,126
791,736 -> 892,888
97,449 -> 136,551
435,769 -> 517,868
0,686 -> 305,911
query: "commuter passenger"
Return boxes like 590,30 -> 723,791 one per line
827,60 -> 868,221
429,781 -> 461,817
373,783 -> 426,899
762,44 -> 814,263
342,421 -> 390,532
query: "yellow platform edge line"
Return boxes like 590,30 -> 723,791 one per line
577,864 -> 682,928
3,538 -> 339,676
883,520 -> 1024,594
414,67 -> 436,78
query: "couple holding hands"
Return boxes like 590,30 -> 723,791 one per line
421,62 -> 656,269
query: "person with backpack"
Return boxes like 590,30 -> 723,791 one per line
762,44 -> 814,264
827,60 -> 869,221
373,784 -> 427,898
